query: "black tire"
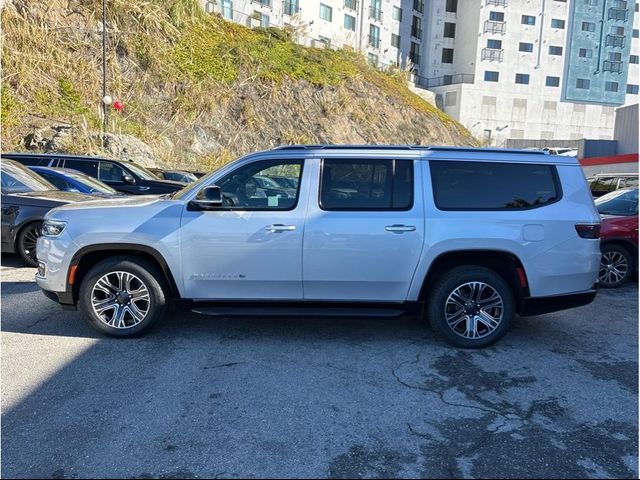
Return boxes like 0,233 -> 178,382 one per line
78,256 -> 168,337
599,243 -> 634,288
426,266 -> 515,349
16,221 -> 42,267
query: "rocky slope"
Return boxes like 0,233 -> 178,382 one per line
1,0 -> 475,170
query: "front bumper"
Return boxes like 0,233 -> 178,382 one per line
39,286 -> 77,310
519,287 -> 597,317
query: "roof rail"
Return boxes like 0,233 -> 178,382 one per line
272,144 -> 547,155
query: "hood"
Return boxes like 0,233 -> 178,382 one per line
146,179 -> 186,189
7,190 -> 98,206
48,194 -> 165,212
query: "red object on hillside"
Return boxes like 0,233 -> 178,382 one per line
113,101 -> 123,111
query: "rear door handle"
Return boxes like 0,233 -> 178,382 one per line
385,224 -> 416,233
265,224 -> 296,233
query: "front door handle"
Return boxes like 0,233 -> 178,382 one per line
265,224 -> 296,233
385,224 -> 416,233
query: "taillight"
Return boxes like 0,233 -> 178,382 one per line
575,224 -> 601,239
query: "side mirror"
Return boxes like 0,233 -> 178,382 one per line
122,174 -> 135,184
192,185 -> 223,210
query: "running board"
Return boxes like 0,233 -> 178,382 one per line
191,306 -> 407,318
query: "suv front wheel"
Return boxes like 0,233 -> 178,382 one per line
78,256 -> 167,337
427,266 -> 515,348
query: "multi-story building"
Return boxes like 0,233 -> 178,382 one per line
201,0 -> 639,146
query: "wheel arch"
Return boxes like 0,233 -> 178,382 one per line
68,244 -> 181,304
418,249 -> 530,309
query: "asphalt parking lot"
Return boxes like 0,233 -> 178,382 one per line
1,254 -> 638,479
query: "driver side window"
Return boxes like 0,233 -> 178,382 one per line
216,159 -> 303,210
99,162 -> 127,182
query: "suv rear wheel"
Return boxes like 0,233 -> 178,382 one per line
427,266 -> 515,348
78,256 -> 167,337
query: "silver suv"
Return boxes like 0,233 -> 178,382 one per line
36,145 -> 601,348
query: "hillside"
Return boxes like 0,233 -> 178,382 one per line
1,0 -> 475,170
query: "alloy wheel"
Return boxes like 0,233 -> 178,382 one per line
91,271 -> 151,329
444,281 -> 504,339
599,251 -> 629,287
21,223 -> 41,265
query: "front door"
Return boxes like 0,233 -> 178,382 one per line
303,157 -> 425,302
180,157 -> 307,300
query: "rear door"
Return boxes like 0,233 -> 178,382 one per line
303,156 -> 425,302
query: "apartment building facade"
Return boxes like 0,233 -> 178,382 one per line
200,0 -> 639,146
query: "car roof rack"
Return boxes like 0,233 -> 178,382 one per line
272,144 -> 547,155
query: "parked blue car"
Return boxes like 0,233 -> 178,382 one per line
29,166 -> 124,197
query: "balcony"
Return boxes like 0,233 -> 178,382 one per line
283,1 -> 299,15
608,7 -> 628,20
481,47 -> 504,61
411,27 -> 423,39
484,20 -> 506,34
368,35 -> 381,48
603,60 -> 623,73
344,0 -> 358,10
606,34 -> 625,48
369,6 -> 383,21
411,73 -> 475,89
486,0 -> 507,5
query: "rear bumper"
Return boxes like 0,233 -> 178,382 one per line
519,288 -> 597,316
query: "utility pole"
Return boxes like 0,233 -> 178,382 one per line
102,0 -> 108,136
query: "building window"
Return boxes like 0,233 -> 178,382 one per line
444,22 -> 456,38
409,42 -> 421,64
609,52 -> 622,61
576,78 -> 590,89
612,26 -> 625,35
392,6 -> 402,21
627,84 -> 639,94
546,76 -> 560,87
522,15 -> 536,25
343,14 -> 356,30
519,42 -> 534,52
283,0 -> 299,15
605,81 -> 619,92
413,0 -> 424,14
631,55 -> 639,64
318,35 -> 331,47
551,18 -> 565,28
489,11 -> 505,21
221,0 -> 233,19
254,0 -> 271,6
344,0 -> 356,9
549,45 -> 563,55
411,16 -> 422,39
633,29 -> 639,38
584,0 -> 598,5
368,24 -> 380,48
442,48 -> 454,63
484,70 -> 499,82
445,0 -> 458,13
368,52 -> 379,66
582,21 -> 596,32
579,48 -> 593,58
319,3 -> 333,21
487,39 -> 502,49
391,33 -> 401,48
253,11 -> 270,27
515,73 -> 530,84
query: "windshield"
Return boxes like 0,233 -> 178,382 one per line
1,162 -> 56,193
595,188 -> 639,216
66,171 -> 118,194
126,162 -> 160,180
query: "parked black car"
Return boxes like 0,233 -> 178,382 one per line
1,159 -> 94,266
2,153 -> 185,195
148,168 -> 198,184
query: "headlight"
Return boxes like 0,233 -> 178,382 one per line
42,220 -> 67,237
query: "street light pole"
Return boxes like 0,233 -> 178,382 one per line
102,0 -> 108,136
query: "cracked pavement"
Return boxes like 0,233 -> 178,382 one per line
1,254 -> 638,478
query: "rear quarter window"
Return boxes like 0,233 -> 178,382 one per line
430,161 -> 561,210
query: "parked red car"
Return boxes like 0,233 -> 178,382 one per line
595,187 -> 638,288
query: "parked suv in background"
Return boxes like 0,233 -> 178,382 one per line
35,145 -> 601,348
2,153 -> 185,195
596,187 -> 638,288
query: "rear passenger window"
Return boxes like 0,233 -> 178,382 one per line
64,159 -> 99,177
430,161 -> 560,210
320,159 -> 413,210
